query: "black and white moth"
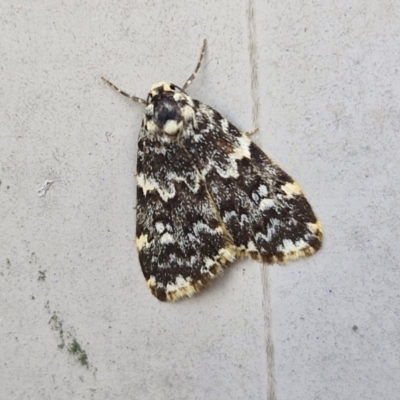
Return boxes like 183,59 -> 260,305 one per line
102,40 -> 323,302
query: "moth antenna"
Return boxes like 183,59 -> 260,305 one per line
101,77 -> 147,105
182,39 -> 207,92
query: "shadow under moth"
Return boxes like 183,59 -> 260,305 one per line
102,40 -> 323,302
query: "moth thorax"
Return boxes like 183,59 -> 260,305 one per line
154,97 -> 183,136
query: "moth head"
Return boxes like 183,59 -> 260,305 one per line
145,82 -> 184,136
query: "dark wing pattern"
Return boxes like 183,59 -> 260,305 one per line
103,43 -> 322,302
136,122 -> 235,301
135,83 -> 321,302
181,100 -> 322,263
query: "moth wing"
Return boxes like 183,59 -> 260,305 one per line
136,128 -> 235,301
182,101 -> 322,263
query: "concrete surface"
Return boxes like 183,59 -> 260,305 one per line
1,1 -> 400,399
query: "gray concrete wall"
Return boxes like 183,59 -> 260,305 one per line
1,1 -> 399,399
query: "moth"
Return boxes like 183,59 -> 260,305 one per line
102,40 -> 323,302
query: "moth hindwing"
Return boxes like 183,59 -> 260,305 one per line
102,39 -> 323,302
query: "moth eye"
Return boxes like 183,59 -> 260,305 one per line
157,106 -> 180,124
154,98 -> 183,127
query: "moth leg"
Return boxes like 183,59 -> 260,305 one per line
101,77 -> 147,104
243,128 -> 258,136
182,39 -> 207,92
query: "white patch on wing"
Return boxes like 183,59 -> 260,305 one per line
165,275 -> 197,299
258,185 -> 269,197
255,231 -> 272,244
247,241 -> 258,252
200,164 -> 212,176
255,218 -> 281,243
216,162 -> 238,178
137,173 -> 176,201
192,221 -> 223,236
165,171 -> 200,193
223,210 -> 238,222
151,146 -> 167,155
281,182 -> 303,199
278,238 -> 308,254
200,248 -> 235,275
215,134 -> 252,179
307,221 -> 323,235
200,258 -> 213,274
137,170 -> 201,201
155,222 -> 164,233
174,275 -> 191,289
147,276 -> 157,288
192,133 -> 204,142
218,247 -> 236,262
136,234 -> 150,251
240,214 -> 250,224
259,198 -> 276,210
221,118 -> 229,134
231,135 -> 251,159
160,232 -> 174,244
